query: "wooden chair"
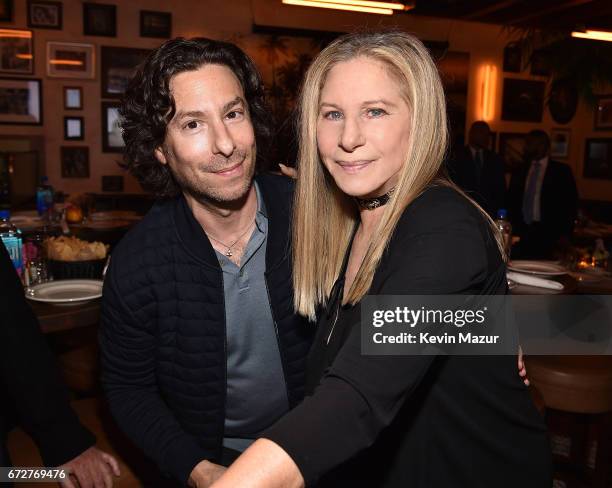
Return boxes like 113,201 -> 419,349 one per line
525,355 -> 612,488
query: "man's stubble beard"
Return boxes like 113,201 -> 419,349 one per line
172,148 -> 256,206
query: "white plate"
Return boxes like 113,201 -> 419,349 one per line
507,260 -> 568,276
26,279 -> 103,305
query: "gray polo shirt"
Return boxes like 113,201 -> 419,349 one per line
216,182 -> 289,452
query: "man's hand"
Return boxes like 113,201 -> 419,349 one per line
59,446 -> 121,488
518,345 -> 529,386
189,460 -> 227,488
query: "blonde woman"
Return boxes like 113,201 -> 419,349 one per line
210,31 -> 551,488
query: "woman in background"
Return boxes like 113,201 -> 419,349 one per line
210,31 -> 551,488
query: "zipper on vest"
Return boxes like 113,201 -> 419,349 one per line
220,270 -> 227,448
326,303 -> 340,345
264,274 -> 291,402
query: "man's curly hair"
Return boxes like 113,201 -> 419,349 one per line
120,37 -> 273,198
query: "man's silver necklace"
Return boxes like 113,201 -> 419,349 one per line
207,220 -> 254,257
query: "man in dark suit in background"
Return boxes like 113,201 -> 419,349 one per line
447,121 -> 507,218
508,130 -> 578,259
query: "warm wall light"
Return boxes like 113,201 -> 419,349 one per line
282,0 -> 394,15
0,29 -> 32,39
49,59 -> 84,66
478,64 -> 497,122
15,54 -> 33,60
572,29 -> 612,42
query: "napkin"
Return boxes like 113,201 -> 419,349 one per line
507,271 -> 564,290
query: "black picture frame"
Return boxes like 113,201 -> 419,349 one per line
101,175 -> 124,192
27,0 -> 62,29
501,78 -> 545,122
61,146 -> 89,178
47,42 -> 95,79
64,86 -> 82,110
584,138 -> 612,180
549,79 -> 578,125
0,77 -> 42,125
550,128 -> 570,159
140,10 -> 171,38
0,0 -> 13,22
0,29 -> 34,74
529,49 -> 551,77
83,3 -> 116,37
503,44 -> 522,73
64,116 -> 84,140
100,46 -> 150,99
594,95 -> 612,131
101,101 -> 124,153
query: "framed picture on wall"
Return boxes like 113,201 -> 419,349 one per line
64,86 -> 82,109
584,138 -> 612,180
140,10 -> 171,38
101,101 -> 124,153
594,95 -> 612,131
0,29 -> 34,74
83,3 -> 116,37
0,77 -> 42,125
501,78 -> 545,122
529,49 -> 551,77
550,129 -> 570,159
0,0 -> 13,22
61,146 -> 89,178
549,79 -> 578,125
47,42 -> 95,79
100,46 -> 150,98
64,116 -> 84,140
27,0 -> 62,29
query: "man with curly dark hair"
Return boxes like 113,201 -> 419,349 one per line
99,38 -> 312,488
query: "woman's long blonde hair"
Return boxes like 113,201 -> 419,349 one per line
292,30 -> 503,321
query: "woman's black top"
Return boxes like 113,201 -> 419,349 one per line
264,186 -> 552,487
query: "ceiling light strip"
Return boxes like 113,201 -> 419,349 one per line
571,30 -> 612,42
307,0 -> 406,10
282,0 -> 394,15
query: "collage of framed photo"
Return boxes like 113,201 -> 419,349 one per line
0,77 -> 42,125
64,116 -> 84,140
61,146 -> 89,178
27,1 -> 62,30
584,138 -> 612,180
0,28 -> 34,74
100,46 -> 150,98
101,101 -> 124,153
64,86 -> 82,110
140,10 -> 171,38
550,129 -> 570,160
594,95 -> 612,131
0,0 -> 13,22
83,3 -> 116,37
46,42 -> 95,79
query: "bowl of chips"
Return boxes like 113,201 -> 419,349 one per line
45,236 -> 109,280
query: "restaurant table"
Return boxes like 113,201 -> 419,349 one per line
511,274 -> 612,295
512,267 -> 612,487
29,298 -> 100,334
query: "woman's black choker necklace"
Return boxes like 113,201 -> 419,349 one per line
355,187 -> 396,210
